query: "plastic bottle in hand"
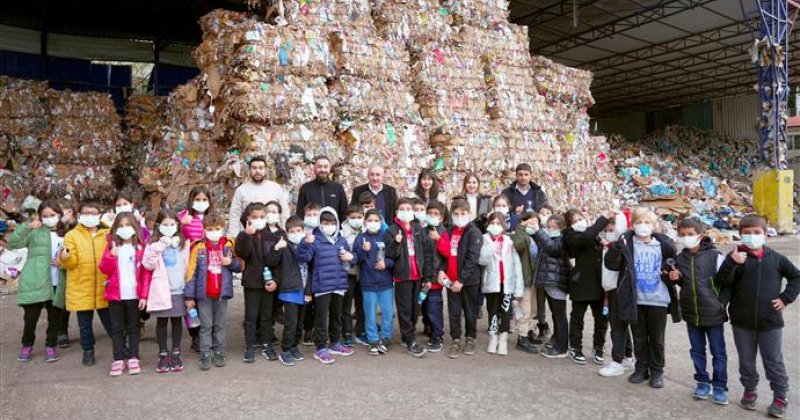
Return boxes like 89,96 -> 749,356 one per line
185,307 -> 201,329
339,247 -> 350,271
511,300 -> 526,321
525,200 -> 534,213
377,242 -> 386,264
263,266 -> 273,283
417,282 -> 431,304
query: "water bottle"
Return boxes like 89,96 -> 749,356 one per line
377,242 -> 386,264
525,200 -> 534,213
339,247 -> 350,271
602,305 -> 609,316
263,266 -> 273,283
185,307 -> 201,329
512,300 -> 525,321
417,282 -> 431,304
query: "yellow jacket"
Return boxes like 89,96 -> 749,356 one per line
60,224 -> 110,311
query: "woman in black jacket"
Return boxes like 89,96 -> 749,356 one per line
531,215 -> 570,359
564,209 -> 614,366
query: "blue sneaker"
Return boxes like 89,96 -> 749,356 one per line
694,382 -> 712,400
342,336 -> 354,347
355,334 -> 369,346
712,387 -> 729,405
279,351 -> 295,366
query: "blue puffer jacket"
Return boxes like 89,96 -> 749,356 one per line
185,238 -> 242,302
297,207 -> 350,295
353,231 -> 395,292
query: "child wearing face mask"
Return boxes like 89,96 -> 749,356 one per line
716,214 -> 800,417
266,216 -> 311,366
99,212 -> 146,376
354,210 -> 396,355
9,200 -> 67,363
491,195 -> 518,233
179,186 -> 213,242
59,201 -> 113,367
303,203 -> 322,235
101,194 -> 150,242
340,205 -> 366,347
411,198 -> 434,338
235,202 -> 281,363
479,213 -> 524,356
667,219 -> 729,404
300,203 -> 322,345
598,219 -> 636,378
185,213 -> 241,371
563,208 -> 618,366
423,200 -> 448,352
604,207 -> 679,389
142,210 -> 190,373
509,212 -> 543,354
531,215 -> 571,359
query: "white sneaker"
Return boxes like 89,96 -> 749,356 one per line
622,357 -> 636,372
598,361 -> 625,377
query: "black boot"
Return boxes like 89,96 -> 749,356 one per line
528,329 -> 544,345
82,350 -> 95,366
649,371 -> 664,389
628,368 -> 650,384
516,336 -> 540,354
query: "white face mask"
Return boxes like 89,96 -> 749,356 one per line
426,215 -> 440,227
250,218 -> 267,231
572,219 -> 588,233
304,216 -> 319,229
42,216 -> 59,228
487,224 -> 503,236
414,211 -> 427,222
634,223 -> 654,238
679,235 -> 700,249
365,221 -> 381,233
193,201 -> 210,213
115,204 -> 133,214
321,225 -> 337,237
288,232 -> 304,244
453,216 -> 470,228
525,226 -> 537,236
348,218 -> 364,230
266,213 -> 280,226
494,206 -> 509,216
79,214 -> 100,228
547,229 -> 561,238
397,210 -> 414,223
116,226 -> 136,240
603,231 -> 620,242
159,224 -> 178,237
741,234 -> 765,250
205,230 -> 223,242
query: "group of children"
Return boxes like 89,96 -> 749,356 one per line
6,171 -> 799,419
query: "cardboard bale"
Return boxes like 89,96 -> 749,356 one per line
371,0 -> 454,50
275,0 -> 375,32
531,55 -> 594,108
441,0 -> 510,27
330,32 -> 411,83
220,78 -> 334,125
329,76 -> 420,122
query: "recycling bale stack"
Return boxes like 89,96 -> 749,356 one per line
119,94 -> 166,201
371,0 -> 455,52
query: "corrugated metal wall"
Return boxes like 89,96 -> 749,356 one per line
712,93 -> 760,140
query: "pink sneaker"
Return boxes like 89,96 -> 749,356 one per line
110,360 -> 125,377
127,358 -> 141,375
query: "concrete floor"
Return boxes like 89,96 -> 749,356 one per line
1,237 -> 798,420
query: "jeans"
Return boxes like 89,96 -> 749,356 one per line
687,323 -> 727,389
546,294 -> 568,353
632,305 -> 668,374
447,284 -> 478,341
607,290 -> 633,363
281,302 -> 305,351
732,326 -> 789,399
486,291 -> 512,334
197,298 -> 228,355
156,317 -> 183,352
363,288 -> 395,344
21,301 -> 58,347
426,289 -> 444,341
313,293 -> 343,349
342,274 -> 365,338
76,308 -> 112,352
108,300 -> 141,360
395,280 -> 421,344
569,299 -> 608,352
243,288 -> 275,347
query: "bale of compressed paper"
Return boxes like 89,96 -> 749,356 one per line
219,77 -> 334,125
371,0 -> 454,50
531,55 -> 595,108
124,95 -> 166,145
330,32 -> 411,83
441,0 -> 509,27
329,76 -> 420,122
561,135 -> 617,214
275,0 -> 374,32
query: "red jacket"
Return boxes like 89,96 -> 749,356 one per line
99,240 -> 148,302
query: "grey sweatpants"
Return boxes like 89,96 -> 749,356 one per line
198,298 -> 228,355
732,326 -> 789,399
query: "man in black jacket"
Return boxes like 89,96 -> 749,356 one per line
295,156 -> 349,222
501,163 -> 549,216
350,165 -> 398,224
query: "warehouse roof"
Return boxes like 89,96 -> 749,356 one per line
510,0 -> 800,117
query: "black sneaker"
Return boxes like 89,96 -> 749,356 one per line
156,351 -> 170,373
82,350 -> 95,366
191,336 -> 200,353
649,371 -> 664,389
544,336 -> 555,350
537,323 -> 550,343
527,330 -> 545,346
279,351 -> 295,366
516,336 -> 540,354
369,343 -> 380,356
541,347 -> 567,359
428,339 -> 444,353
56,335 -> 70,349
243,347 -> 255,364
628,369 -> 650,384
170,350 -> 184,372
213,351 -> 226,367
200,353 -> 212,371
302,331 -> 314,347
569,349 -> 588,365
592,349 -> 604,365
290,347 -> 305,361
407,341 -> 427,358
262,344 -> 278,361
377,340 -> 389,354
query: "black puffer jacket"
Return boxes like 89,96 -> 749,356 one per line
385,220 -> 434,282
675,238 -> 728,327
264,231 -> 309,295
717,246 -> 800,331
532,229 -> 570,291
564,216 -> 609,302
235,228 -> 284,289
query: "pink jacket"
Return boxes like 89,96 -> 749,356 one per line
99,241 -> 147,302
178,210 -> 205,242
141,241 -> 190,312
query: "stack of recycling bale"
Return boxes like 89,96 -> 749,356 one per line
119,94 -> 166,201
372,0 -> 455,52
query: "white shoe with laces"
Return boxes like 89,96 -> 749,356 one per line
598,361 -> 625,377
622,357 -> 636,372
